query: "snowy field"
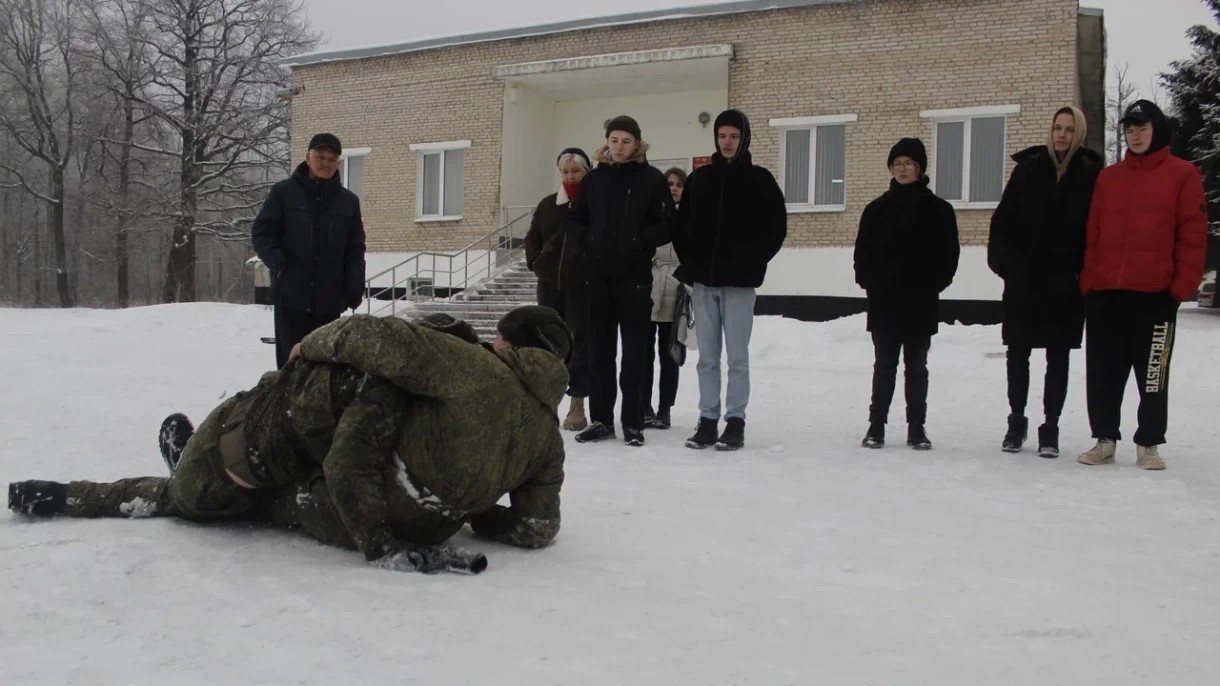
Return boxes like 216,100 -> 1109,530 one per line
2,303 -> 1219,685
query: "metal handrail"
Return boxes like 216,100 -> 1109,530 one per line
364,209 -> 534,317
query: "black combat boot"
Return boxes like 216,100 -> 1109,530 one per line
716,418 -> 745,451
1037,423 -> 1060,459
861,422 -> 885,449
685,417 -> 719,450
907,424 -> 932,451
1001,414 -> 1028,453
158,413 -> 195,473
8,480 -> 68,516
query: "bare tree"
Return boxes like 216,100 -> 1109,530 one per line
1105,63 -> 1140,165
0,0 -> 90,307
126,0 -> 315,303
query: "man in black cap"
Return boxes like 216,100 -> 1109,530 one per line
672,109 -> 787,451
566,115 -> 674,447
252,132 -> 367,368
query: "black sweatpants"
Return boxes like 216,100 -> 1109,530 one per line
1085,291 -> 1179,446
1006,346 -> 1071,423
273,306 -> 340,369
536,279 -> 590,398
869,333 -> 931,425
643,320 -> 680,413
586,272 -> 653,431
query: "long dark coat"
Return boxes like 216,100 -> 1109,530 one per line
988,146 -> 1102,349
854,177 -> 960,340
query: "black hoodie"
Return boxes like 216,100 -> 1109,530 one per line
673,109 -> 788,288
251,162 -> 366,315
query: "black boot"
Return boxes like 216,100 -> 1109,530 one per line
861,422 -> 885,449
158,413 -> 194,473
8,480 -> 68,516
575,421 -> 616,443
1037,423 -> 1060,459
907,424 -> 932,451
716,418 -> 745,451
654,406 -> 672,430
1001,414 -> 1028,453
685,417 -> 719,450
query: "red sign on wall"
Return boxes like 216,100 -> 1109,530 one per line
691,156 -> 713,170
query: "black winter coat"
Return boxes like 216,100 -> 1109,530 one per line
566,152 -> 674,278
251,162 -> 366,315
672,115 -> 787,288
988,146 -> 1102,349
854,177 -> 960,339
524,192 -> 583,290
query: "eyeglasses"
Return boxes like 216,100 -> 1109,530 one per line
890,161 -> 918,170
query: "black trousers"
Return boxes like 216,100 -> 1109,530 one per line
643,320 -> 680,413
586,272 -> 653,431
273,306 -> 340,369
868,333 -> 931,425
1086,291 -> 1178,446
1006,346 -> 1071,422
536,279 -> 590,398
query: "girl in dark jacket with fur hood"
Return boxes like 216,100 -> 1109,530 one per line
988,107 -> 1101,458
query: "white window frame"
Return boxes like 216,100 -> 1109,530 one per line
920,105 -> 1020,210
339,147 -> 370,199
409,139 -> 471,222
769,114 -> 857,214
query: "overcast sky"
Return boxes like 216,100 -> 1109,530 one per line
300,0 -> 1218,101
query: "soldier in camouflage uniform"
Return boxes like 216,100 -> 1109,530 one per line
8,307 -> 572,574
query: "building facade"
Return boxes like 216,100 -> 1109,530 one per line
283,0 -> 1106,320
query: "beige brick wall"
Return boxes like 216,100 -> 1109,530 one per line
291,0 -> 1081,252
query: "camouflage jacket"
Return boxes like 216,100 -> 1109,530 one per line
300,315 -> 569,549
235,361 -> 409,560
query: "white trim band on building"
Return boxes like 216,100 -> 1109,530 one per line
493,44 -> 735,78
919,105 -> 1021,119
768,114 -> 859,128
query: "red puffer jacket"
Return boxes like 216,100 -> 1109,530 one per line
1080,147 -> 1208,302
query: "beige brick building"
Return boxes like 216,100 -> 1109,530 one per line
283,0 -> 1105,317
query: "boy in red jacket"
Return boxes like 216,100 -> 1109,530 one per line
1078,100 -> 1208,470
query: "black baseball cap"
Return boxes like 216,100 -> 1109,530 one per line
1119,100 -> 1156,126
308,133 -> 342,154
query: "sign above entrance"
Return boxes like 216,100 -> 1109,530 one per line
692,156 -> 713,170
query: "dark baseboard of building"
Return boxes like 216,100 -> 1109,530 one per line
755,295 -> 1002,326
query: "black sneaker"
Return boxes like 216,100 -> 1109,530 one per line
861,422 -> 885,449
624,428 -> 645,447
1037,424 -> 1060,458
158,413 -> 195,473
575,421 -> 616,443
642,407 -> 658,429
8,480 -> 68,516
1001,414 -> 1028,453
685,417 -> 719,450
907,424 -> 932,450
654,407 -> 672,430
716,417 -> 745,451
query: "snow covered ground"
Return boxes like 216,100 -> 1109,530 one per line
2,303 -> 1219,685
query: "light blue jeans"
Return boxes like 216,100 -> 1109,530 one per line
692,284 -> 756,421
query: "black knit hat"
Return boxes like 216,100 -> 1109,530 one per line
605,115 -> 642,140
414,312 -> 480,345
887,137 -> 928,173
497,306 -> 573,363
308,133 -> 342,155
556,147 -> 591,169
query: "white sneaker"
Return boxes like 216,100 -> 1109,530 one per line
1077,439 -> 1117,465
1136,445 -> 1166,471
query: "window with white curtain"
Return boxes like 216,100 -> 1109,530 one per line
769,115 -> 856,212
339,147 -> 370,201
921,105 -> 1019,208
408,140 -> 470,221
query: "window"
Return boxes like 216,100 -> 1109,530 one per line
339,147 -> 370,201
769,115 -> 856,212
920,105 -> 1020,208
408,140 -> 471,221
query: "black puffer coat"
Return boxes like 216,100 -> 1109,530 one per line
251,162 -> 366,315
988,145 -> 1102,349
854,177 -> 960,339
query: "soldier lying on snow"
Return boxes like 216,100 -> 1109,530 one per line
8,306 -> 572,575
